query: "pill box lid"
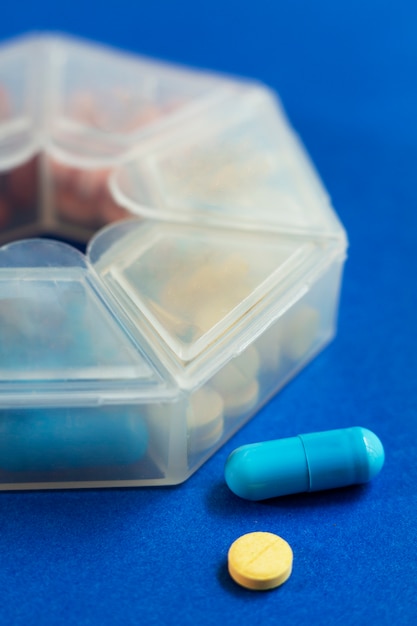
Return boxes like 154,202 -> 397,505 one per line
0,239 -> 176,407
42,34 -> 236,167
0,36 -> 41,171
88,218 -> 344,388
0,33 -> 240,170
111,88 -> 347,240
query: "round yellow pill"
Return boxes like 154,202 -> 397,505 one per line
228,532 -> 293,591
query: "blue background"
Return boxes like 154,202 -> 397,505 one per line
1,1 -> 416,624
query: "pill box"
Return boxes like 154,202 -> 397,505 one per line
0,34 -> 347,489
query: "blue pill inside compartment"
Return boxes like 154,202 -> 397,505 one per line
0,406 -> 149,472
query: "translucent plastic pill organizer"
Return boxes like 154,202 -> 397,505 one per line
0,33 -> 347,490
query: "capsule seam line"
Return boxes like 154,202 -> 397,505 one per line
297,434 -> 312,492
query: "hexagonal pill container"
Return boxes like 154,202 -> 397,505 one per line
0,33 -> 347,489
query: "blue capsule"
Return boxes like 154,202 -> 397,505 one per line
225,427 -> 384,500
0,407 -> 148,472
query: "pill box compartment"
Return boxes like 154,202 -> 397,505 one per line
0,37 -> 42,242
0,33 -> 347,489
88,219 -> 345,485
0,239 -> 192,488
0,34 -> 234,244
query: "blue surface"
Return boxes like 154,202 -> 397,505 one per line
1,1 -> 416,624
